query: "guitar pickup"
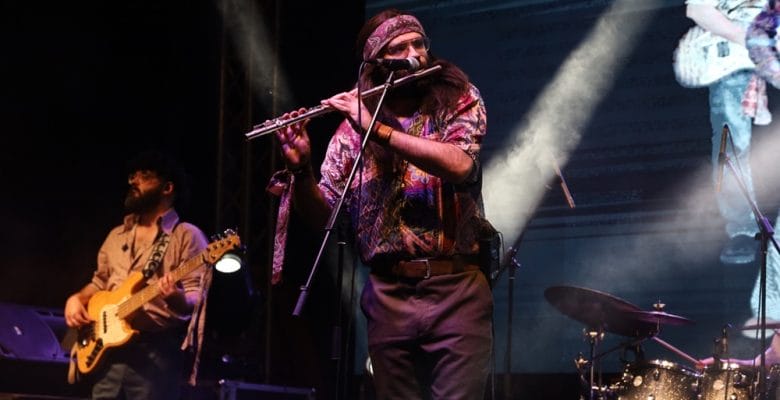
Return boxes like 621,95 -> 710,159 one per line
86,339 -> 104,367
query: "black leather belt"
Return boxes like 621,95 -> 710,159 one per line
374,255 -> 481,279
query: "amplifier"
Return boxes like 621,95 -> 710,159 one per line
219,379 -> 316,400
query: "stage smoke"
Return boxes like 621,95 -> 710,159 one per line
483,0 -> 661,247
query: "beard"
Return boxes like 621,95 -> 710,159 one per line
370,56 -> 430,85
367,69 -> 433,112
386,77 -> 431,104
124,184 -> 165,214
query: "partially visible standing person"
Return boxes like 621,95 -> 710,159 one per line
698,1 -> 780,389
682,0 -> 769,264
64,150 -> 208,400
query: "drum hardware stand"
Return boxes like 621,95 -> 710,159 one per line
590,335 -> 651,399
574,353 -> 607,400
583,327 -> 605,400
712,324 -> 730,362
718,134 -> 780,400
580,329 -> 649,400
491,233 -> 523,400
574,352 -> 589,387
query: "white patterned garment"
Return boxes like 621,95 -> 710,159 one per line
686,0 -> 780,323
685,0 -> 764,24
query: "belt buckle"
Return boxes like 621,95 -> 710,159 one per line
412,258 -> 431,279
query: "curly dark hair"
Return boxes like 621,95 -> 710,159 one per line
125,150 -> 191,210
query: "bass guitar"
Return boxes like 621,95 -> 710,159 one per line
74,229 -> 240,374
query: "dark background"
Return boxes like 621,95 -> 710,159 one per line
4,0 -> 780,398
0,0 -> 366,397
1,0 -> 221,306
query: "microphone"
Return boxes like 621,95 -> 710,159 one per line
365,56 -> 421,71
716,124 -> 729,193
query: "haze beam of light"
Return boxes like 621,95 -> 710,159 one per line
559,124 -> 780,304
217,0 -> 293,113
483,0 -> 660,246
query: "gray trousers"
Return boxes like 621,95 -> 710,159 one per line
709,69 -> 757,238
361,270 -> 493,400
91,332 -> 183,400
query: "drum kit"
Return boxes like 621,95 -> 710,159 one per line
545,285 -> 779,400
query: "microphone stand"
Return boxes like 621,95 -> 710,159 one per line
491,161 -> 575,399
720,151 -> 780,400
293,69 -> 400,317
332,237 -> 346,400
492,232 -> 522,400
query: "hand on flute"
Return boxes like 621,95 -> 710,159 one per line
274,108 -> 312,172
322,89 -> 373,132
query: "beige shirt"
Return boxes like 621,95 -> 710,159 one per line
90,208 -> 208,331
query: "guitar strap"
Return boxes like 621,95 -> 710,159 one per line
67,342 -> 78,384
141,231 -> 172,279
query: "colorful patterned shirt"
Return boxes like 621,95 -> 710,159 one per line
318,83 -> 490,264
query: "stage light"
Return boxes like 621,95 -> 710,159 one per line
215,253 -> 243,273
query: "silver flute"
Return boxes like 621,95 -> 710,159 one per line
244,65 -> 442,140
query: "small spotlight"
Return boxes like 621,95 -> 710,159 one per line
215,253 -> 242,273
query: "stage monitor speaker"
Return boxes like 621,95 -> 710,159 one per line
0,302 -> 69,362
219,380 -> 316,400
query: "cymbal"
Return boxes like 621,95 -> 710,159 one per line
544,285 -> 658,337
624,310 -> 694,326
741,322 -> 780,330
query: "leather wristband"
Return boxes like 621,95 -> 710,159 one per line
372,123 -> 394,144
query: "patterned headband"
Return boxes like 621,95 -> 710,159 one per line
362,14 -> 426,61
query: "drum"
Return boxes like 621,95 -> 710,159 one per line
611,359 -> 699,400
698,363 -> 756,400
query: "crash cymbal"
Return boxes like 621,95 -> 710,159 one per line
741,321 -> 780,330
624,310 -> 694,326
544,285 -> 657,337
